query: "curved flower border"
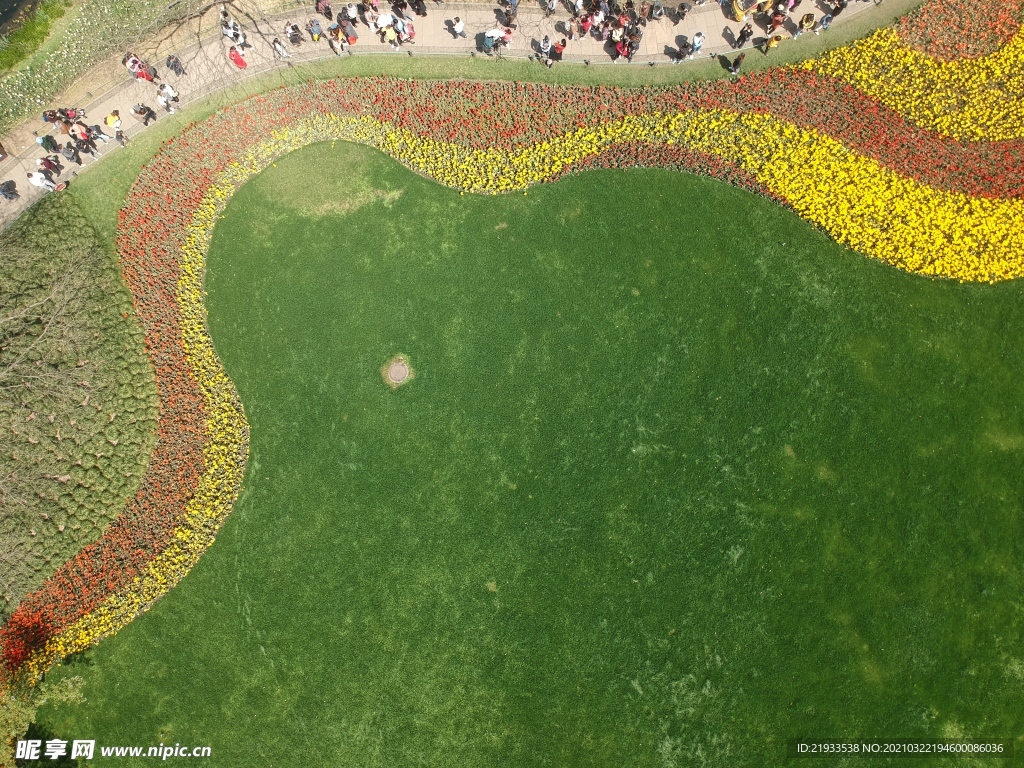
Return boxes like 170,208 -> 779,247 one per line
2,0 -> 1023,680
805,25 -> 1024,141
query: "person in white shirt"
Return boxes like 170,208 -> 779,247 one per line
26,171 -> 56,191
451,16 -> 466,37
689,30 -> 705,57
273,37 -> 292,57
157,92 -> 175,114
156,83 -> 178,113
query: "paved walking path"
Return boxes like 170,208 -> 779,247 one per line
0,0 -> 883,231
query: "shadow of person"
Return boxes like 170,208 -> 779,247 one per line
721,24 -> 736,47
716,52 -> 733,70
662,43 -> 683,61
62,650 -> 94,667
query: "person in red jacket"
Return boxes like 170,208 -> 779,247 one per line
228,45 -> 248,68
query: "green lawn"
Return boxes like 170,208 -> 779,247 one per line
41,142 -> 1024,766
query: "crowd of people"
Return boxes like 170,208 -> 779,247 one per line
273,0 -> 433,58
1,50 -> 188,201
2,0 -> 870,202
483,0 -> 864,66
738,0 -> 873,52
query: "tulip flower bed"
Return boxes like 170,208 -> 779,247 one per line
895,0 -> 1024,60
806,14 -> 1024,141
2,0 -> 1023,685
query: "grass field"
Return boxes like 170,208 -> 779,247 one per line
39,142 -> 1024,766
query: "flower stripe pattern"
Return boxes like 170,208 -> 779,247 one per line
804,26 -> 1024,141
12,169 -> 249,678
3,0 -> 1023,678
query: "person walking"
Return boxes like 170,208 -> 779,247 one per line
552,36 -> 567,61
166,54 -> 186,76
87,124 -> 112,144
688,30 -> 705,57
735,21 -> 753,47
37,156 -> 61,176
728,51 -> 745,74
27,171 -> 57,191
285,20 -> 305,44
538,34 -> 552,64
131,103 -> 158,126
273,37 -> 292,57
637,0 -> 650,24
794,11 -> 813,37
36,134 -> 59,153
157,91 -> 176,114
451,16 -> 466,37
229,24 -> 249,49
68,122 -> 89,143
60,141 -> 82,166
157,82 -> 178,108
393,0 -> 414,20
74,135 -> 98,159
613,36 -> 629,61
813,13 -> 831,33
157,83 -> 178,114
228,44 -> 249,67
105,110 -> 128,146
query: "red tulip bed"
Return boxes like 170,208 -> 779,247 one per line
1,0 -> 1022,684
